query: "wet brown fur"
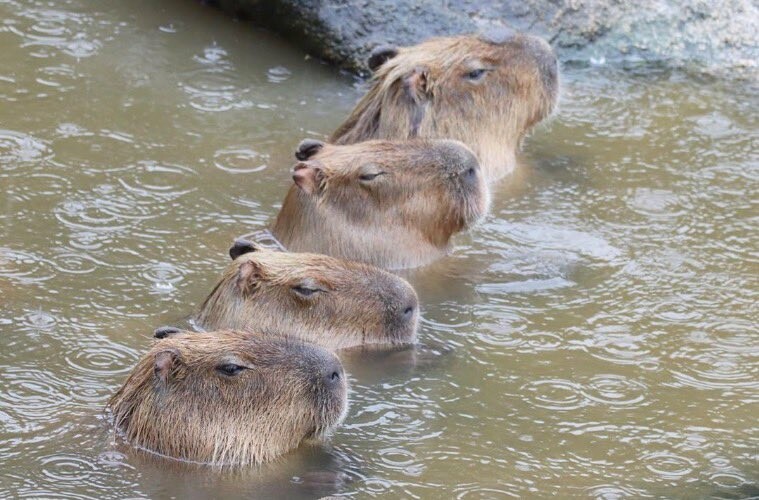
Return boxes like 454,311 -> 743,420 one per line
107,331 -> 348,466
196,247 -> 419,350
272,139 -> 489,270
331,33 -> 559,182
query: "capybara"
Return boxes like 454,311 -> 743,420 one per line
272,138 -> 488,270
194,239 -> 419,350
107,330 -> 348,466
330,29 -> 559,182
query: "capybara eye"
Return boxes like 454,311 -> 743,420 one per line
465,68 -> 488,81
359,172 -> 384,182
216,363 -> 246,376
291,285 -> 320,298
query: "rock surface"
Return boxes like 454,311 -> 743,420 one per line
210,0 -> 758,77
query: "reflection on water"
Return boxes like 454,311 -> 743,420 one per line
0,0 -> 757,497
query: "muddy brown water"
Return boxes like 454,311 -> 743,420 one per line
1,0 -> 757,498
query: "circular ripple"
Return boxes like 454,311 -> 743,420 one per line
0,248 -> 54,283
671,349 -> 757,390
96,450 -> 132,468
12,8 -> 102,59
67,231 -> 109,251
709,471 -> 746,489
51,133 -> 138,170
35,64 -> 79,91
54,252 -> 98,275
40,454 -> 96,482
116,161 -> 197,198
378,447 -> 416,468
587,329 -> 659,369
627,188 -> 684,218
69,379 -> 112,405
63,339 -> 139,377
193,44 -> 230,66
456,486 -> 517,499
213,146 -> 269,173
0,368 -> 72,420
582,375 -> 647,407
522,331 -> 562,351
476,328 -> 523,349
19,310 -> 58,331
55,192 -> 156,232
521,379 -> 588,411
5,172 -> 71,203
586,484 -> 639,499
140,261 -> 184,293
641,451 -> 695,480
267,65 -> 291,83
0,129 -> 51,165
179,70 -> 252,112
158,22 -> 181,34
61,34 -> 100,58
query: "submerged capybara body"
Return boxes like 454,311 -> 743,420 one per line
107,330 -> 348,466
331,30 -> 559,182
195,239 -> 419,350
272,139 -> 488,270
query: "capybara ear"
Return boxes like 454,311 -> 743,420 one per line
295,139 -> 325,161
404,66 -> 429,101
236,260 -> 263,296
229,238 -> 261,260
153,326 -> 183,339
154,348 -> 181,385
478,26 -> 517,45
367,45 -> 398,71
292,161 -> 325,195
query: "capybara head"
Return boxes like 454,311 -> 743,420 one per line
272,138 -> 488,269
195,239 -> 419,349
330,29 -> 559,182
107,330 -> 348,466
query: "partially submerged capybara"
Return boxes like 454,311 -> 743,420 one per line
272,139 -> 488,269
194,239 -> 419,350
107,330 -> 348,466
330,29 -> 559,182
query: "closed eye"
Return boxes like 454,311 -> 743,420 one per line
216,363 -> 246,376
359,172 -> 385,182
465,68 -> 490,81
291,285 -> 323,298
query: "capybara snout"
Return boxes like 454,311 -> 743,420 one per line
108,330 -> 348,465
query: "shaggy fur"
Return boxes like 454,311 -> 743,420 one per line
107,331 -> 348,466
331,33 -> 559,182
196,245 -> 419,350
271,139 -> 489,270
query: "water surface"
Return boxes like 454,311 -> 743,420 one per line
0,0 -> 757,497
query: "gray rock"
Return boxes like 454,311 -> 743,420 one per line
210,0 -> 758,77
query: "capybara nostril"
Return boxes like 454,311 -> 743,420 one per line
398,288 -> 419,331
403,305 -> 414,318
321,360 -> 344,389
